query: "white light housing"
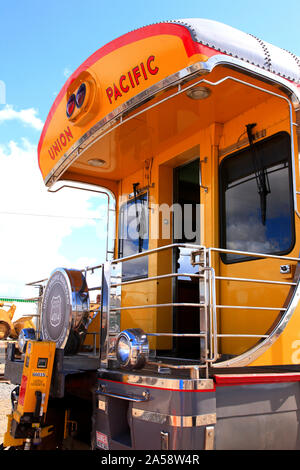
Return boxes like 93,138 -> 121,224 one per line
186,86 -> 211,100
116,328 -> 149,370
87,158 -> 106,167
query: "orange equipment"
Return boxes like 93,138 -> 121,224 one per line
0,303 -> 16,340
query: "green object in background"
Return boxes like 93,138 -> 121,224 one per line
0,298 -> 36,303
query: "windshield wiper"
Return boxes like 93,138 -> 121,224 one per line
246,123 -> 271,225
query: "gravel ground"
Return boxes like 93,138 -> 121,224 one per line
0,382 -> 15,444
0,343 -> 15,444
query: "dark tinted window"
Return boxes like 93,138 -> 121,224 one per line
118,193 -> 148,279
220,133 -> 294,263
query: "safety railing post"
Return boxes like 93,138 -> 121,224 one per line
100,262 -> 111,368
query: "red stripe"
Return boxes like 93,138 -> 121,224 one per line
99,373 -> 300,392
214,373 -> 300,386
19,374 -> 28,406
99,377 -> 216,393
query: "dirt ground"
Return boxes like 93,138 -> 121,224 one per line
0,343 -> 15,444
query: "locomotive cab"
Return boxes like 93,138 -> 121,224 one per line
44,60 -> 300,372
4,18 -> 300,451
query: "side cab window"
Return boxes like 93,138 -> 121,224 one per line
118,193 -> 149,280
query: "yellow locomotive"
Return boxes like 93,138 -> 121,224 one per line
3,18 -> 300,450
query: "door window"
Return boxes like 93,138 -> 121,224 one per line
118,193 -> 149,279
220,132 -> 294,263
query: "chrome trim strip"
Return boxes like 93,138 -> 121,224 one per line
110,271 -> 203,288
110,302 -> 206,311
205,54 -> 300,105
44,62 -> 210,187
44,54 -> 300,189
98,369 -> 215,391
112,242 -> 203,264
49,183 -> 116,262
100,262 -> 111,368
214,275 -> 296,286
217,334 -> 268,338
132,408 -> 216,427
215,305 -> 286,311
97,390 -> 150,402
208,247 -> 300,262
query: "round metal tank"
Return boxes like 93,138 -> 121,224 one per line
41,268 -> 90,354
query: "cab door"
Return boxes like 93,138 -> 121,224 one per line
218,131 -> 296,358
172,158 -> 201,359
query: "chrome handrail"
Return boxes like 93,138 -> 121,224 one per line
214,276 -> 296,286
24,243 -> 300,372
107,243 -> 299,370
208,246 -> 300,262
111,272 -> 203,288
111,242 -> 204,264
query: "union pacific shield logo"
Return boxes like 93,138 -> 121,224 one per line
50,295 -> 62,328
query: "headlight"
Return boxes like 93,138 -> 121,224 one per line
116,328 -> 149,370
75,83 -> 86,108
18,328 -> 36,353
66,93 -> 76,118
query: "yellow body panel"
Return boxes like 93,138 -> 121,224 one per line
251,296 -> 300,367
115,68 -> 299,362
38,20 -> 300,368
38,28 -> 209,183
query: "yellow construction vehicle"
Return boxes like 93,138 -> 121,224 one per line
0,301 -> 36,344
0,303 -> 16,340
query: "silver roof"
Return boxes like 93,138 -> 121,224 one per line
173,19 -> 300,84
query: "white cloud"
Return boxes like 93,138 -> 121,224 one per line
0,138 -> 108,315
0,105 -> 44,131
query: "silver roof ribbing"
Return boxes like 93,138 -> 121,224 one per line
171,19 -> 300,84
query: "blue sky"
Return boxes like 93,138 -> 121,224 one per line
0,0 -> 299,304
1,0 -> 300,136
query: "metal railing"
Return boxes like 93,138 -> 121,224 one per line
26,243 -> 300,376
193,247 -> 299,367
101,243 -> 299,375
99,244 -> 208,370
99,244 -> 213,373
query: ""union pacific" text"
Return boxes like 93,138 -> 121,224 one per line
48,126 -> 73,160
106,55 -> 159,105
